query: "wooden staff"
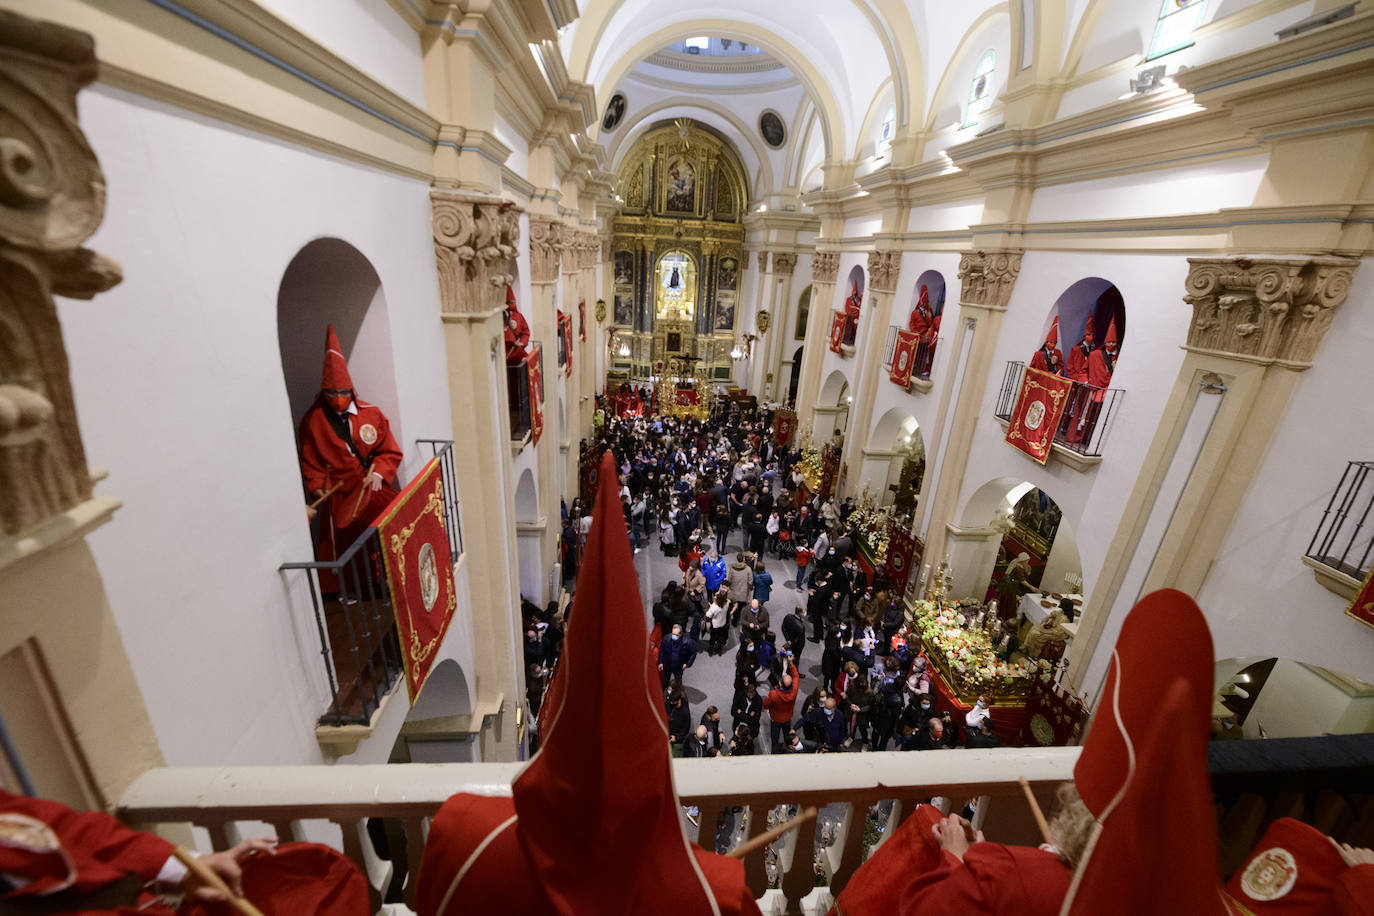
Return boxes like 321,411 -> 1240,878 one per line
172,847 -> 266,916
306,482 -> 342,520
1018,776 -> 1053,846
727,806 -> 818,860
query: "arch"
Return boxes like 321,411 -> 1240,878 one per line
1036,277 -> 1126,360
590,23 -> 843,161
861,408 -> 926,510
869,407 -> 919,450
922,4 -> 1013,133
852,76 -> 896,161
514,468 -> 539,524
407,658 -> 473,721
276,237 -> 401,445
819,368 -> 851,406
911,269 -> 947,319
607,97 -> 775,195
953,478 -> 1082,603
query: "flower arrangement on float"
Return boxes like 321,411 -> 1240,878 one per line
907,599 -> 1055,704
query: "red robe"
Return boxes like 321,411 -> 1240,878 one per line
299,400 -> 402,534
0,790 -> 369,916
1223,818 -> 1374,916
1087,347 -> 1115,389
1065,342 -> 1091,384
1029,346 -> 1064,376
833,805 -> 1070,916
504,308 -> 531,365
908,305 -> 934,341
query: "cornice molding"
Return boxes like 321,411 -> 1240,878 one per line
624,67 -> 800,95
641,50 -> 785,75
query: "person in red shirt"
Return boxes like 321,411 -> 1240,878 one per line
1029,317 -> 1064,376
0,789 -> 369,915
298,326 -> 403,576
763,662 -> 800,753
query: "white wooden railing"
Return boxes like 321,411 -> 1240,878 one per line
119,748 -> 1079,915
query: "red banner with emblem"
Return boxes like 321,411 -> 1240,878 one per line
890,329 -> 919,389
377,458 -> 457,704
885,525 -> 918,596
528,344 -> 544,447
1349,565 -> 1374,630
1005,366 -> 1073,465
773,407 -> 797,447
829,311 -> 845,354
1016,678 -> 1088,748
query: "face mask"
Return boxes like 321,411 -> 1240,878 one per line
824,709 -> 834,718
921,703 -> 930,711
976,700 -> 985,709
326,394 -> 351,412
671,634 -> 679,640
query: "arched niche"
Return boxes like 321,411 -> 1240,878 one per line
276,238 -> 401,448
950,478 -> 1082,618
860,408 -> 925,514
514,468 -> 539,524
514,467 -> 542,604
841,265 -> 865,346
1034,277 -> 1127,368
407,658 -> 473,722
817,369 -> 851,439
905,269 -> 947,378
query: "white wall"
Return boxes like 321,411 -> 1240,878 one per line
1026,154 -> 1271,223
254,0 -> 427,107
1243,659 -> 1374,739
59,85 -> 457,767
1196,258 -> 1374,685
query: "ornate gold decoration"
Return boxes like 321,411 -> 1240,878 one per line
812,249 -> 840,284
756,309 -> 771,334
595,298 -> 607,324
0,11 -> 123,538
957,249 -> 1023,308
771,252 -> 797,276
432,191 -> 521,315
627,164 -> 644,208
867,250 -> 901,292
1182,257 -> 1358,368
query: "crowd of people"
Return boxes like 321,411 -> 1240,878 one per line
549,394 -> 1005,757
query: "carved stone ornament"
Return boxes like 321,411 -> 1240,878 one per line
594,298 -> 607,324
771,252 -> 798,276
812,249 -> 840,285
757,309 -> 771,334
957,249 -> 1024,309
600,235 -> 613,264
867,250 -> 901,292
432,190 -> 522,315
0,11 -> 123,538
1182,257 -> 1358,368
757,250 -> 770,274
529,217 -> 563,284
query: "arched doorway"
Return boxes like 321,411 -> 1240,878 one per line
860,408 -> 925,521
817,369 -> 850,440
514,468 -> 540,603
1029,278 -> 1126,454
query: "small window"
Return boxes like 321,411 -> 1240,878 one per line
795,285 -> 812,339
962,51 -> 997,128
1148,0 -> 1209,60
684,36 -> 709,54
877,105 -> 896,155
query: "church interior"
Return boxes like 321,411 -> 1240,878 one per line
2,0 -> 1374,911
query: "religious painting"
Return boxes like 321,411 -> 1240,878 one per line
718,256 -> 738,291
601,92 -> 626,132
613,250 -> 634,287
613,294 -> 632,326
715,299 -> 735,331
665,158 -> 695,213
760,110 -> 786,149
666,331 -> 683,353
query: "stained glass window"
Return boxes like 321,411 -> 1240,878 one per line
878,105 -> 896,155
1148,0 -> 1209,60
962,51 -> 997,128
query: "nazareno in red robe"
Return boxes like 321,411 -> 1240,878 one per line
298,398 -> 403,554
0,789 -> 370,915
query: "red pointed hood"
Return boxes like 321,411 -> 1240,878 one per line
320,324 -> 354,392
1104,317 -> 1119,348
917,285 -> 929,312
1044,316 -> 1060,346
506,284 -> 519,312
1073,588 -> 1214,819
512,452 -> 725,915
1082,314 -> 1095,342
1064,679 -> 1227,915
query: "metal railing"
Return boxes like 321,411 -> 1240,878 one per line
508,358 -> 531,441
994,361 -> 1124,458
281,440 -> 463,727
416,439 -> 464,558
281,527 -> 403,727
1306,460 -> 1374,581
882,325 -> 939,381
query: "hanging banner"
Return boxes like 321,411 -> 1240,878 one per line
890,329 -> 919,389
580,445 -> 602,503
528,344 -> 544,447
578,297 -> 586,341
773,407 -> 797,447
885,525 -> 917,596
1016,678 -> 1088,748
1349,564 -> 1374,630
829,311 -> 846,354
1005,366 -> 1073,465
377,458 -> 457,704
562,314 -> 574,377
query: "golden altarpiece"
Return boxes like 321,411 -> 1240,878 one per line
609,120 -> 748,388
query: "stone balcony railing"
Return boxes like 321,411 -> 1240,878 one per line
118,748 -> 1079,915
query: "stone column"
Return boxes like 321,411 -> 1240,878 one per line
527,216 -> 563,604
746,251 -> 772,394
431,190 -> 526,759
794,249 -> 841,434
420,14 -> 510,192
763,252 -> 798,402
839,250 -> 902,499
920,250 -> 1024,572
0,9 -> 164,804
1068,256 -> 1359,693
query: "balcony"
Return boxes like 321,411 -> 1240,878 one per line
882,325 -> 938,393
993,361 -> 1124,470
508,358 -> 532,443
1304,459 -> 1373,599
281,441 -> 463,731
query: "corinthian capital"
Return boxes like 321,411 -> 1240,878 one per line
957,249 -> 1023,309
812,249 -> 840,284
867,250 -> 901,292
432,190 -> 522,314
1182,257 -> 1358,368
529,217 -> 563,284
772,252 -> 798,276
